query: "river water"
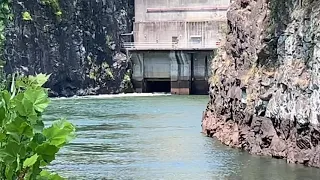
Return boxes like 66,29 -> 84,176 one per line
43,95 -> 320,180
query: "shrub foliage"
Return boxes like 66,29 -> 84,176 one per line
0,74 -> 75,180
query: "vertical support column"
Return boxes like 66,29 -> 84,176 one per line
169,51 -> 191,95
169,51 -> 179,94
131,52 -> 145,93
179,51 -> 191,95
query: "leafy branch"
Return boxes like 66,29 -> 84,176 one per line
0,73 -> 76,180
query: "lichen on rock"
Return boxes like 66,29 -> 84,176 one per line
203,0 -> 320,167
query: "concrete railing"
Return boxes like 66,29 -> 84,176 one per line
146,6 -> 229,13
122,42 -> 220,50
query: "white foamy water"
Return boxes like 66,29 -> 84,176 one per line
51,93 -> 171,100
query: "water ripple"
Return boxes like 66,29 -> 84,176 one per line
45,95 -> 320,180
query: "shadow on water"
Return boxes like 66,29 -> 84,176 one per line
75,123 -> 134,131
44,95 -> 320,180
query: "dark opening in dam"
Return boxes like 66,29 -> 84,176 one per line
145,79 -> 171,93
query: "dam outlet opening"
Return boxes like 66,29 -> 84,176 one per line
145,79 -> 171,93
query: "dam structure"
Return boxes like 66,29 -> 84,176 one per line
122,0 -> 230,95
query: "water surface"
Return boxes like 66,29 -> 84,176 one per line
44,95 -> 320,180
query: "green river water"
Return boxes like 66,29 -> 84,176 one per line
43,95 -> 320,180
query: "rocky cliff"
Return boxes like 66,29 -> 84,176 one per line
3,0 -> 134,97
202,0 -> 320,167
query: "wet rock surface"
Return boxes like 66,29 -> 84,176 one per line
203,0 -> 320,167
4,0 -> 134,97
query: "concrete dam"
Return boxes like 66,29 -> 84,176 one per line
122,0 -> 230,95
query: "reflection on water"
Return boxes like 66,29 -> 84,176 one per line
44,95 -> 320,180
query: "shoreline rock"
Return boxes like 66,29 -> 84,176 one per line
203,0 -> 320,168
202,111 -> 320,167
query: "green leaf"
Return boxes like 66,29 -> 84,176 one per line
14,93 -> 36,117
7,132 -> 20,143
0,140 -> 20,163
29,133 -> 46,151
22,11 -> 32,21
38,170 -> 65,180
28,74 -> 50,87
39,170 -> 50,176
14,93 -> 25,115
2,90 -> 11,107
24,88 -> 50,113
15,76 -> 28,89
31,160 -> 42,179
0,103 -> 6,125
0,131 -> 6,142
34,120 -> 45,133
28,113 -> 39,125
43,119 -> 75,147
5,164 -> 14,179
35,143 -> 59,163
6,117 -> 34,138
19,145 -> 27,160
23,154 -> 39,168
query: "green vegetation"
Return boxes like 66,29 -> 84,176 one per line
41,0 -> 62,19
0,0 -> 13,89
123,69 -> 131,83
105,68 -> 114,80
102,62 -> 114,80
22,12 -> 32,21
0,0 -> 13,61
89,70 -> 97,80
0,0 -> 12,47
0,73 -> 75,179
0,0 -> 12,42
121,69 -> 133,92
105,35 -> 114,49
88,60 -> 115,81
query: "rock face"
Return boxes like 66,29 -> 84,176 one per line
4,0 -> 134,97
202,0 -> 320,167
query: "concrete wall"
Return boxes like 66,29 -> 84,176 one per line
132,0 -> 230,49
134,21 -> 225,48
130,50 -> 214,94
144,52 -> 171,78
135,0 -> 230,22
